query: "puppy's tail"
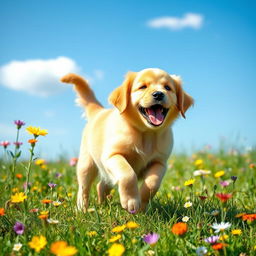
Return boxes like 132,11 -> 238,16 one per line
60,73 -> 103,120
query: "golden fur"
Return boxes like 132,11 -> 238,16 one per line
61,68 -> 193,213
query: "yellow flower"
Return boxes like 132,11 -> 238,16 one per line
111,225 -> 126,233
231,229 -> 242,235
194,159 -> 203,167
108,243 -> 125,256
214,170 -> 225,178
184,179 -> 195,186
28,235 -> 47,252
11,192 -> 27,203
87,231 -> 97,237
109,234 -> 121,243
53,201 -> 62,207
35,159 -> 46,165
40,211 -> 49,215
50,241 -> 77,256
126,221 -> 139,229
184,201 -> 193,208
219,234 -> 229,241
26,126 -> 48,137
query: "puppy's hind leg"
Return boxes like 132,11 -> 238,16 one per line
76,153 -> 97,212
97,180 -> 112,204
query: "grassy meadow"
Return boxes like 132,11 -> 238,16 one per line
0,122 -> 256,256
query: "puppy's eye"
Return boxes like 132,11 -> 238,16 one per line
139,85 -> 147,90
164,85 -> 171,91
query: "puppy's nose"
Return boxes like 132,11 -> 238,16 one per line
152,91 -> 165,101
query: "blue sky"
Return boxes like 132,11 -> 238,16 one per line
0,0 -> 255,160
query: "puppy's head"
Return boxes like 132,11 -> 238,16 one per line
109,68 -> 194,130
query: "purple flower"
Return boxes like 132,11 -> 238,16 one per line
219,180 -> 230,187
48,183 -> 57,189
14,120 -> 26,129
143,232 -> 160,245
13,142 -> 23,148
231,176 -> 237,182
129,209 -> 136,214
55,172 -> 62,178
204,235 -> 219,244
13,221 -> 25,235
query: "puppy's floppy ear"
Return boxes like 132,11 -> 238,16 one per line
108,72 -> 137,113
171,75 -> 194,118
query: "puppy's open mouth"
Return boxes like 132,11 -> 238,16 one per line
139,104 -> 169,126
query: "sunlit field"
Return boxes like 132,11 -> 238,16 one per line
0,121 -> 256,256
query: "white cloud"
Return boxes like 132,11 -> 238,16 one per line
147,13 -> 203,30
0,57 -> 80,97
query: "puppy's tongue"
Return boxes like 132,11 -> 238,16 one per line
147,107 -> 164,125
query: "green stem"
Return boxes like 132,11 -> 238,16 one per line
25,144 -> 35,195
11,128 -> 20,187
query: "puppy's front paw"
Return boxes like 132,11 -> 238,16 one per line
121,197 -> 141,213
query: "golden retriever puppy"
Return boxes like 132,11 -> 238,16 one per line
61,68 -> 193,213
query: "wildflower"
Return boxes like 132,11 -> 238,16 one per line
50,241 -> 77,256
145,250 -> 155,256
87,231 -> 97,237
109,234 -> 122,243
16,173 -> 23,179
219,234 -> 229,241
70,157 -> 78,166
13,243 -> 22,251
112,225 -> 126,233
143,233 -> 160,245
242,214 -> 256,222
30,208 -> 39,213
211,222 -> 231,233
39,214 -> 48,219
55,172 -> 62,178
11,192 -> 27,203
171,222 -> 188,235
28,235 -> 47,252
182,216 -> 190,222
204,235 -> 219,244
14,120 -> 26,129
219,180 -> 230,187
193,169 -> 211,176
214,170 -> 225,178
47,219 -> 59,224
194,159 -> 203,167
184,201 -> 192,208
184,179 -> 195,186
53,201 -> 62,207
215,193 -> 232,202
212,243 -> 227,250
0,141 -> 10,148
199,195 -> 207,200
48,183 -> 57,189
28,139 -> 38,145
13,221 -> 25,235
13,142 -> 23,148
26,126 -> 48,137
108,243 -> 125,256
35,159 -> 46,165
235,212 -> 245,218
211,210 -> 220,216
231,176 -> 237,182
126,221 -> 139,229
231,229 -> 242,235
0,208 -> 5,216
41,199 -> 52,204
196,246 -> 208,256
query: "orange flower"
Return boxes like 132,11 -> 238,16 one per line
16,173 -> 23,179
212,243 -> 227,250
28,139 -> 38,145
242,214 -> 256,222
41,199 -> 52,204
38,214 -> 48,219
171,222 -> 188,235
0,208 -> 5,216
50,241 -> 77,256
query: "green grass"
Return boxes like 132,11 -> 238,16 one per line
1,145 -> 256,255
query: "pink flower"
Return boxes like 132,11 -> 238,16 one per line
219,180 -> 230,187
14,120 -> 26,129
143,232 -> 160,245
69,157 -> 78,166
0,141 -> 10,148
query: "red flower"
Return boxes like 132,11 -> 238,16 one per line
215,193 -> 232,202
171,222 -> 188,235
242,214 -> 256,222
199,195 -> 207,200
212,243 -> 227,250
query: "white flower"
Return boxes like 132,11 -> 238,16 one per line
196,246 -> 207,256
13,243 -> 22,251
47,218 -> 59,224
182,216 -> 190,222
184,201 -> 193,208
193,169 -> 211,176
52,201 -> 62,207
211,222 -> 231,233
